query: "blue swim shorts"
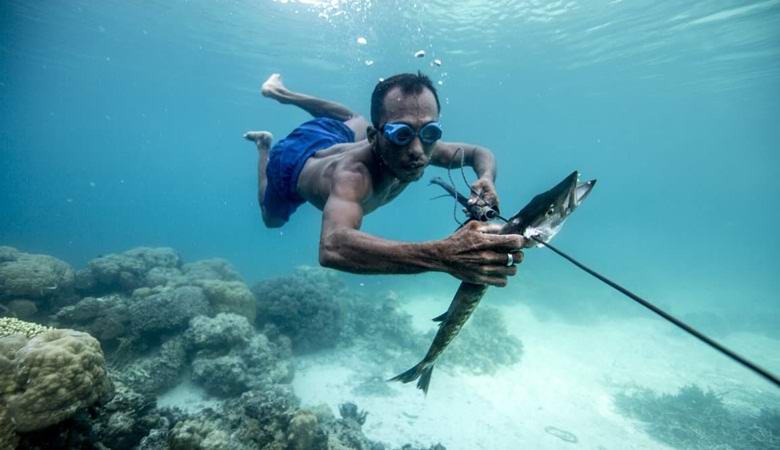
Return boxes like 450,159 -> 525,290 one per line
264,117 -> 355,223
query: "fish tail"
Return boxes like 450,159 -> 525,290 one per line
389,362 -> 435,395
416,365 -> 434,394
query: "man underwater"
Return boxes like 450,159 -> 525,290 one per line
244,72 -> 524,287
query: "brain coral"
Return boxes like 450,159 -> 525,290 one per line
0,326 -> 114,432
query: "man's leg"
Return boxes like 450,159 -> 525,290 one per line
243,131 -> 284,228
262,73 -> 355,121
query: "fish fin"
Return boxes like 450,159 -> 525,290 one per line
417,365 -> 434,395
388,363 -> 422,384
388,363 -> 435,395
432,311 -> 448,322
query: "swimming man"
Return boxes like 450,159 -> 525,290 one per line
244,73 -> 524,287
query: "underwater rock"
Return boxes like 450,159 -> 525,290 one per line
0,325 -> 113,433
0,246 -> 75,314
185,313 -> 254,350
129,285 -> 209,337
252,266 -> 345,354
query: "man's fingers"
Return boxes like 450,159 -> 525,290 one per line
482,233 -> 526,251
483,276 -> 508,288
483,251 -> 523,267
476,223 -> 503,234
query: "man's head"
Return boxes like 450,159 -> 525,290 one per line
368,72 -> 442,182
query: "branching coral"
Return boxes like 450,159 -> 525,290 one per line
0,317 -> 52,338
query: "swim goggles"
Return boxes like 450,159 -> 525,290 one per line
382,121 -> 443,146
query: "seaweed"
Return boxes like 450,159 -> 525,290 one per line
615,384 -> 780,449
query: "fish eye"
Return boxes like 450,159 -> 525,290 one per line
546,205 -> 554,216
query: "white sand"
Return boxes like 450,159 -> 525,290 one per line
157,379 -> 221,414
292,294 -> 780,450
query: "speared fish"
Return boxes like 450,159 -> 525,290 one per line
390,171 -> 596,394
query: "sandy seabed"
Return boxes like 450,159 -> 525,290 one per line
293,294 -> 780,450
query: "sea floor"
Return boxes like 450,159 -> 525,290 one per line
292,294 -> 780,450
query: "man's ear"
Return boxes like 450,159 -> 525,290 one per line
366,125 -> 377,143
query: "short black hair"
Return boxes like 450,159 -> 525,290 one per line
370,72 -> 441,128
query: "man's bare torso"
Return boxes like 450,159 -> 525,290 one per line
296,140 -> 409,214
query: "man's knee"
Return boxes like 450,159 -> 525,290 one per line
261,210 -> 285,228
345,115 -> 369,141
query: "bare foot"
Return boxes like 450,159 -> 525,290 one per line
243,131 -> 273,150
261,73 -> 288,102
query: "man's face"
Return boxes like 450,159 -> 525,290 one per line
375,86 -> 439,182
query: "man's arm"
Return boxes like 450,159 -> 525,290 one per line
430,141 -> 499,210
318,166 -> 523,287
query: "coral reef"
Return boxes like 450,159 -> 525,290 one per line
3,248 -> 449,450
0,325 -> 113,435
88,380 -> 161,450
75,247 -> 181,294
66,248 -> 256,332
54,294 -> 131,342
0,246 -> 75,317
128,286 -> 210,338
193,279 -> 256,323
0,317 -> 52,338
184,313 -> 254,349
188,314 -> 293,398
339,295 -> 425,361
182,258 -> 243,282
615,384 -> 780,449
435,305 -> 522,374
114,336 -> 189,397
252,266 -> 345,354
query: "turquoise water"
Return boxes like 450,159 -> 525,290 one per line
2,1 -> 780,445
4,0 -> 779,309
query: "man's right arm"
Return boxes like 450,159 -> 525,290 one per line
318,168 -> 525,287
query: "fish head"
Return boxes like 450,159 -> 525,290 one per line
504,171 -> 596,247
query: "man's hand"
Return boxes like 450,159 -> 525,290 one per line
437,221 -> 525,287
468,178 -> 500,215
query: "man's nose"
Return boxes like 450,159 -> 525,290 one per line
407,137 -> 425,160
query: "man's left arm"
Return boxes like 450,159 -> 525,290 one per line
430,141 -> 500,212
